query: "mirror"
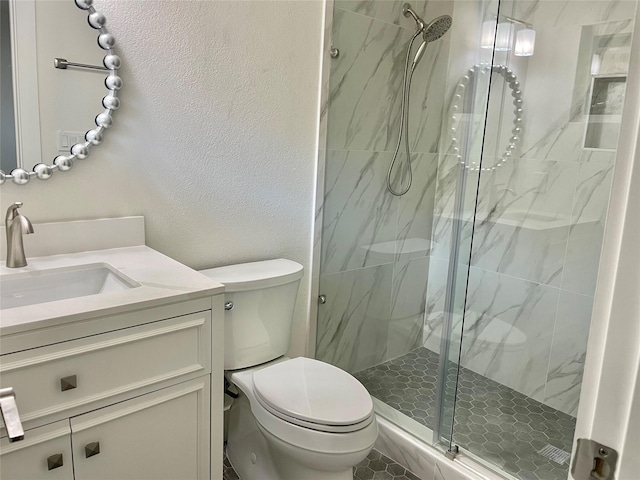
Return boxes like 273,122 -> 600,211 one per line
0,0 -> 121,185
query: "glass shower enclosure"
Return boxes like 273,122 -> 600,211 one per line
313,0 -> 638,479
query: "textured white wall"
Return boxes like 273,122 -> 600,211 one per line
0,0 -> 324,357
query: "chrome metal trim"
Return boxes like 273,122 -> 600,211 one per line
0,387 -> 25,442
571,439 -> 618,480
54,57 -> 108,71
4,202 -> 34,268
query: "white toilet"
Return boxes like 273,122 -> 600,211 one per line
200,259 -> 378,480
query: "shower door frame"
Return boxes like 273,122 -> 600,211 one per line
441,3 -> 640,478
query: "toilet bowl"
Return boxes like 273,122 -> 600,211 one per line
200,259 -> 378,480
227,357 -> 377,480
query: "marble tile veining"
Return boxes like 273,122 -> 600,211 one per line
327,6 -> 450,153
321,150 -> 398,275
424,266 -> 560,402
335,0 -> 453,32
515,0 -> 638,28
397,153 -> 439,261
543,291 -> 594,416
463,268 -> 558,400
561,157 -> 615,296
328,8 -> 412,152
316,264 -> 393,373
388,256 -> 430,359
423,256 -> 447,322
460,157 -> 582,288
518,18 -> 635,163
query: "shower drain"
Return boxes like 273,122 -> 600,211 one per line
538,444 -> 571,465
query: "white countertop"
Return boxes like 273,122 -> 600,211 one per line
0,245 -> 224,336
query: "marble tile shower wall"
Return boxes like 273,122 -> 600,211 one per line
426,0 -> 637,417
316,0 -> 453,373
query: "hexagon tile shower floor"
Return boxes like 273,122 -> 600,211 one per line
354,347 -> 576,480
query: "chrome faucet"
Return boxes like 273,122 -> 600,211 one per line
5,202 -> 34,268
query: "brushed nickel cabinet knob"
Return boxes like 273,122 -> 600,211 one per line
47,454 -> 64,470
60,375 -> 77,392
85,442 -> 100,458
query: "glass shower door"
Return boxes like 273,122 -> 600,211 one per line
314,0 -> 503,448
449,0 -> 639,479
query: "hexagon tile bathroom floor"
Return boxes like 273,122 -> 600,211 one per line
223,449 -> 421,480
354,347 -> 576,480
223,451 -> 240,480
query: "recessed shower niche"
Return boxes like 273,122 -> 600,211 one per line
583,23 -> 632,150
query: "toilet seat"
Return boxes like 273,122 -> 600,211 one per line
252,357 -> 374,434
251,395 -> 379,456
254,397 -> 374,433
228,356 -> 379,465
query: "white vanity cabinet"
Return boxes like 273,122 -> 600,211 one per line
0,219 -> 225,479
1,298 -> 224,480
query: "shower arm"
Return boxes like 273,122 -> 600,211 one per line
402,3 -> 425,30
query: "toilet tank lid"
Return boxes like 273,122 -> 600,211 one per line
199,259 -> 303,292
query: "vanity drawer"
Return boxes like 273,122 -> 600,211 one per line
0,311 -> 211,430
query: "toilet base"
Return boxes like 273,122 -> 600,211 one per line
227,394 -> 367,480
227,394 -> 281,479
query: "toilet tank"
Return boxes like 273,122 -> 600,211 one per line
199,259 -> 303,370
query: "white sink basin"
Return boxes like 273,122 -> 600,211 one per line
0,263 -> 141,310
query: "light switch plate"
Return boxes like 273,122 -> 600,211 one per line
58,131 -> 86,152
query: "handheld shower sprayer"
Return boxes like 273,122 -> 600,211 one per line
412,41 -> 428,70
423,15 -> 453,43
387,6 -> 453,196
411,15 -> 454,69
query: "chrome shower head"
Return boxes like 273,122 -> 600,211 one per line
423,15 -> 452,43
410,14 -> 452,69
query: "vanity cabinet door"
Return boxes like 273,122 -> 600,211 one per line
71,377 -> 210,480
0,420 -> 73,480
